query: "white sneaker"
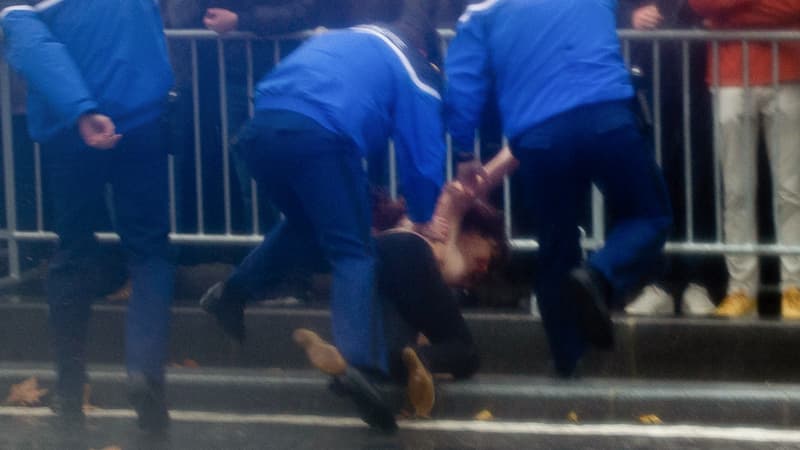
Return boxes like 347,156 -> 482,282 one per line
625,284 -> 674,316
681,283 -> 715,316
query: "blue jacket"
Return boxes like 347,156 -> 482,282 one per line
0,0 -> 174,142
445,0 -> 634,150
255,25 -> 446,223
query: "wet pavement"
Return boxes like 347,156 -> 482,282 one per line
2,409 -> 800,450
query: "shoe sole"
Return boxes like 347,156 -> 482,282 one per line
402,347 -> 434,418
712,311 -> 757,319
625,309 -> 674,317
293,328 -> 347,376
200,282 -> 245,343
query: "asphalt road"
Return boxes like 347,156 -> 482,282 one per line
3,408 -> 800,450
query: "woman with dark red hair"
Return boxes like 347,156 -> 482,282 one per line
294,148 -> 518,419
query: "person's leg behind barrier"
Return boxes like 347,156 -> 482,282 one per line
764,85 -> 800,292
715,87 -> 760,299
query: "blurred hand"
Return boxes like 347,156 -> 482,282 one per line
632,4 -> 663,30
413,216 -> 450,243
204,8 -> 239,34
443,180 -> 475,212
78,113 -> 121,150
455,160 -> 488,197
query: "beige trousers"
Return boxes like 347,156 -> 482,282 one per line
714,84 -> 800,296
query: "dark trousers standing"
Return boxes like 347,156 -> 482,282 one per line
42,119 -> 174,399
228,110 -> 388,373
512,100 -> 672,375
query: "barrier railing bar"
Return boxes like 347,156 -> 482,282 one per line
217,39 -> 233,235
3,28 -> 800,261
246,39 -> 259,235
711,40 -> 723,244
191,39 -> 205,233
652,40 -> 662,165
33,143 -> 43,231
0,59 -> 19,279
681,40 -> 694,242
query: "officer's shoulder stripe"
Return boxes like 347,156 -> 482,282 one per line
458,0 -> 500,23
33,0 -> 64,11
352,25 -> 441,101
0,5 -> 33,19
1,0 -> 63,18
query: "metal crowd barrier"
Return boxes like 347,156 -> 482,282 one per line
2,28 -> 800,282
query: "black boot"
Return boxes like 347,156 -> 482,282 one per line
128,373 -> 170,434
329,367 -> 397,433
565,266 -> 614,350
200,281 -> 245,343
50,391 -> 85,430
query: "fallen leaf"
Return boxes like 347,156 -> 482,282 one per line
5,377 -> 48,406
83,383 -> 99,412
182,359 -> 200,368
638,414 -> 663,425
474,409 -> 494,421
567,411 -> 579,423
105,279 -> 132,302
169,359 -> 200,369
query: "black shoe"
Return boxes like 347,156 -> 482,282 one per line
565,266 -> 614,350
128,373 -> 170,435
330,367 -> 397,433
200,281 -> 245,343
50,393 -> 86,430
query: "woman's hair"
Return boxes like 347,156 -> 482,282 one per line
371,186 -> 510,266
460,200 -> 510,268
371,187 -> 407,232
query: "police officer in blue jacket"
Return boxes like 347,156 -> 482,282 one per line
445,0 -> 672,377
199,0 -> 445,431
1,0 -> 175,432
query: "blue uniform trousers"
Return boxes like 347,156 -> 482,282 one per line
42,119 -> 174,397
512,100 -> 672,375
228,110 -> 388,373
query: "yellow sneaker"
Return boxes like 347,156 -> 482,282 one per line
292,328 -> 347,376
781,287 -> 800,320
713,292 -> 757,318
402,347 -> 435,418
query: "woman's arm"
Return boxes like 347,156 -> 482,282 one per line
475,147 -> 519,199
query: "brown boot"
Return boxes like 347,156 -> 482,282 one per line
402,347 -> 434,418
292,328 -> 347,376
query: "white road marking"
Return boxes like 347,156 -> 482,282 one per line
1,407 -> 799,443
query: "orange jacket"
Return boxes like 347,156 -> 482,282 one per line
689,0 -> 800,86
